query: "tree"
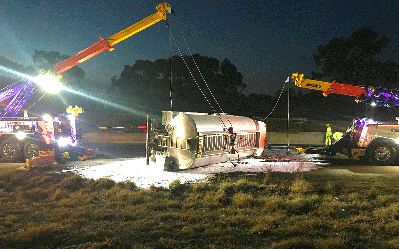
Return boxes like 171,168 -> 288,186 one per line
220,59 -> 246,94
312,27 -> 398,88
30,50 -> 89,114
32,50 -> 85,88
0,56 -> 36,75
108,54 -> 247,115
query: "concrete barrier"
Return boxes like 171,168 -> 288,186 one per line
266,132 -> 325,146
81,132 -> 325,146
81,133 -> 146,144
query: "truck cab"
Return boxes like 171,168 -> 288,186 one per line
356,119 -> 399,165
317,118 -> 399,165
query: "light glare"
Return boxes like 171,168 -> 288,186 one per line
43,114 -> 53,122
58,137 -> 73,147
35,75 -> 63,93
15,132 -> 27,140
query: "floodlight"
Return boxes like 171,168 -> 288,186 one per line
35,74 -> 63,93
43,114 -> 53,122
57,137 -> 73,147
15,132 -> 27,140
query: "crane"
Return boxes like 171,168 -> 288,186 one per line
290,73 -> 399,107
54,2 -> 171,74
0,3 -> 171,117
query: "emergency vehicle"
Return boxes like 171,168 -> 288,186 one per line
0,114 -> 76,162
291,73 -> 399,165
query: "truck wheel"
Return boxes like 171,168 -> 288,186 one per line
0,139 -> 21,162
368,144 -> 396,166
164,156 -> 178,171
23,140 -> 45,159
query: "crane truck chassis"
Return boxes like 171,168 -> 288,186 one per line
305,118 -> 399,166
0,3 -> 171,162
0,114 -> 80,163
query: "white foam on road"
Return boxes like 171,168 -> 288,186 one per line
64,158 -> 208,189
63,152 -> 322,189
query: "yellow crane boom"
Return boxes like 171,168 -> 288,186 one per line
54,3 -> 172,74
107,2 -> 171,46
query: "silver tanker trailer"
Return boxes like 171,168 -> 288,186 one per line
148,111 -> 267,171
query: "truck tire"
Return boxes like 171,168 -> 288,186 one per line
23,140 -> 45,159
164,156 -> 178,171
368,144 -> 396,166
0,139 -> 22,162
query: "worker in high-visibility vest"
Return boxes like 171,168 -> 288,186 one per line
325,124 -> 333,146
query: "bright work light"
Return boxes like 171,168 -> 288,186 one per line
35,74 -> 63,93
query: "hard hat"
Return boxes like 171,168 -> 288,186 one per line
326,124 -> 330,126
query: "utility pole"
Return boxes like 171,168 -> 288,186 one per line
169,27 -> 173,111
286,77 -> 290,154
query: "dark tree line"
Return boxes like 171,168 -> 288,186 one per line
105,26 -> 399,121
0,27 -> 397,122
106,55 -> 250,116
312,27 -> 399,89
32,50 -> 86,88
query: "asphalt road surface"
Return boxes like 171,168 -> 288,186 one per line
3,143 -> 399,178
79,144 -> 399,176
82,142 -> 146,159
311,154 -> 399,175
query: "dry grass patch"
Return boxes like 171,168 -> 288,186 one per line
373,203 -> 399,220
1,168 -> 399,248
232,192 -> 256,207
289,177 -> 314,195
250,212 -> 286,235
203,190 -> 225,208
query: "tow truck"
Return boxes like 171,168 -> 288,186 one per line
0,3 -> 172,162
0,110 -> 78,162
291,73 -> 399,165
291,72 -> 399,107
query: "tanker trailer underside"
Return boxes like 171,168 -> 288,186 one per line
152,112 -> 266,171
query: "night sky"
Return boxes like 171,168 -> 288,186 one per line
0,0 -> 398,96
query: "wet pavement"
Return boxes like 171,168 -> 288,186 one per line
3,143 -> 393,189
61,146 -> 331,189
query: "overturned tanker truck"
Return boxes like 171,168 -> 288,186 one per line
147,111 -> 267,171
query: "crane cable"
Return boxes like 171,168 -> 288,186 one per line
170,15 -> 233,128
26,90 -> 46,110
165,18 -> 239,159
264,77 -> 290,120
164,20 -> 227,126
164,19 -> 232,131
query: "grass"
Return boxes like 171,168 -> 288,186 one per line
0,168 -> 399,248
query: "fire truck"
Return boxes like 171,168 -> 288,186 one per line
291,73 -> 399,165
